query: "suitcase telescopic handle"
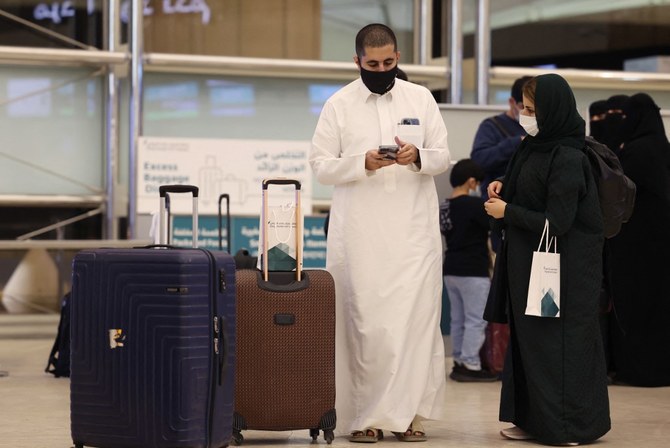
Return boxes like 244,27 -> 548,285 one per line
262,178 -> 302,282
159,185 -> 199,197
218,194 -> 231,252
262,178 -> 301,190
159,184 -> 199,248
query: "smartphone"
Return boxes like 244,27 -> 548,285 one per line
378,145 -> 399,160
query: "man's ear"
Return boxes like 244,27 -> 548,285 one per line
353,55 -> 360,68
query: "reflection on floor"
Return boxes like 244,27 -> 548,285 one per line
1,314 -> 669,448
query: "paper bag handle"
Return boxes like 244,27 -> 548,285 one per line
538,219 -> 557,253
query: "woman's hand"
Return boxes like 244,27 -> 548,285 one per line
485,198 -> 507,219
488,180 -> 503,199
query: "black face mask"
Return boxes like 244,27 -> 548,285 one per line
360,65 -> 398,95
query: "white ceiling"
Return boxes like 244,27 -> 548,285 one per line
463,0 -> 670,32
322,0 -> 670,33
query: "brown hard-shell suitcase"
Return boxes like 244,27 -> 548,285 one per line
232,178 -> 336,445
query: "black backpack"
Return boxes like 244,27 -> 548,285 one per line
584,136 -> 636,238
45,292 -> 71,378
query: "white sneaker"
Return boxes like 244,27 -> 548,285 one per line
500,426 -> 534,440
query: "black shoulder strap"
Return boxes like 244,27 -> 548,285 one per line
45,292 -> 71,377
488,116 -> 512,138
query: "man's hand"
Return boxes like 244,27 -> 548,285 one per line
394,136 -> 419,166
366,149 -> 397,171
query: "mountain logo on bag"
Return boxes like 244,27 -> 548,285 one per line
540,289 -> 559,317
109,329 -> 126,349
267,243 -> 297,271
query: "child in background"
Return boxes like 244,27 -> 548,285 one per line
440,159 -> 498,382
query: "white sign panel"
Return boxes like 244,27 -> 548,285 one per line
138,136 -> 312,215
33,1 -> 212,25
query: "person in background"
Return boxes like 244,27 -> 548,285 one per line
589,97 -> 616,380
440,159 -> 498,383
471,75 -> 532,199
484,74 -> 611,446
310,23 -> 450,443
588,99 -> 608,143
471,76 -> 531,253
600,94 -> 629,153
608,92 -> 670,387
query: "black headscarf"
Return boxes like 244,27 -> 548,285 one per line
502,74 -> 585,202
620,93 -> 667,144
589,100 -> 608,117
618,93 -> 670,200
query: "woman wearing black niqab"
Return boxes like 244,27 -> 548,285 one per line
484,74 -> 611,445
601,94 -> 629,153
588,99 -> 608,143
608,93 -> 670,387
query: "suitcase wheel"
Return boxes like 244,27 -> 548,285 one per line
310,428 -> 319,441
232,430 -> 244,446
323,429 -> 335,445
324,429 -> 335,444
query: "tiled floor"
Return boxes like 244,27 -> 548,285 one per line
1,314 -> 669,448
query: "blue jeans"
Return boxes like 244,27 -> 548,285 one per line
444,275 -> 491,370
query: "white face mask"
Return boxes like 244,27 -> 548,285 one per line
468,187 -> 481,197
519,114 -> 539,136
514,103 -> 524,122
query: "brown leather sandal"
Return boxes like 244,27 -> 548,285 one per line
349,428 -> 384,443
393,420 -> 427,442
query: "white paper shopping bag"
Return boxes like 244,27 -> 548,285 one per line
258,202 -> 299,271
525,220 -> 561,317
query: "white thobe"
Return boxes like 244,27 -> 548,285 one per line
310,78 -> 449,434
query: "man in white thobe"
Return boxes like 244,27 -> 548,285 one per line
310,23 -> 449,443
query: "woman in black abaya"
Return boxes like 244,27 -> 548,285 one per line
484,74 -> 611,445
608,93 -> 670,387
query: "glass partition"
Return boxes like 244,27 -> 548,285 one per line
2,0 -> 670,207
321,0 -> 415,62
0,65 -> 104,196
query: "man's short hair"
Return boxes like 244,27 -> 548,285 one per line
355,23 -> 397,59
450,159 -> 484,188
511,76 -> 533,103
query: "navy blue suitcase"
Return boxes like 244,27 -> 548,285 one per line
70,185 -> 236,448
